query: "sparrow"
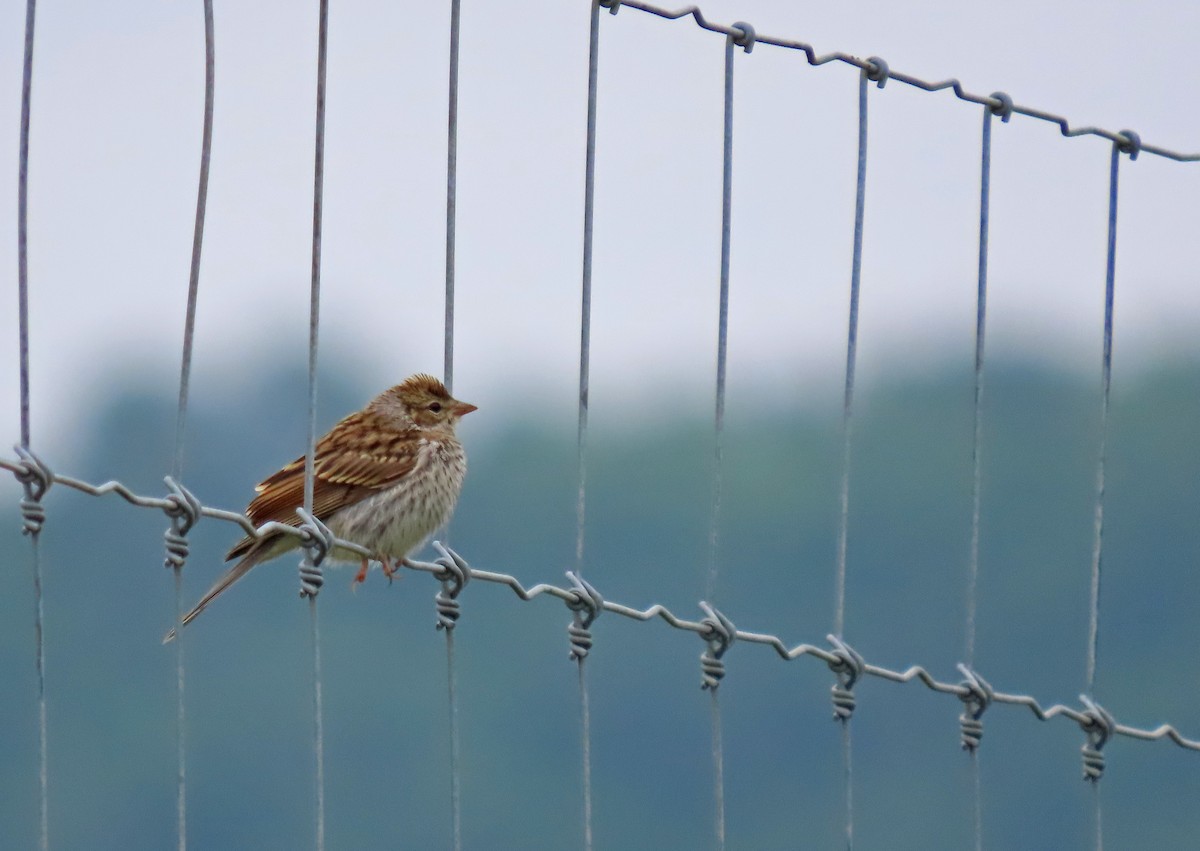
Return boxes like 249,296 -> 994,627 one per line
165,374 -> 475,640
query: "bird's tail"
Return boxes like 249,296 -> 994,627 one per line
162,542 -> 275,643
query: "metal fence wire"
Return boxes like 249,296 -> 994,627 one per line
7,2 -> 1200,851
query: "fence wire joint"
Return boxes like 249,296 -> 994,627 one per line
1078,695 -> 1116,782
865,56 -> 889,88
566,571 -> 603,661
827,634 -> 866,722
957,663 -> 994,752
12,445 -> 53,536
162,476 -> 202,569
1117,129 -> 1142,160
729,21 -> 755,53
989,91 -> 1014,122
432,541 -> 472,631
296,507 -> 333,598
698,601 -> 735,690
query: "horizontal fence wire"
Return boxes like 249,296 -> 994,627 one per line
4,453 -> 1199,758
602,0 -> 1197,163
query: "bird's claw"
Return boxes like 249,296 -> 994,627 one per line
352,556 -> 398,588
352,557 -> 369,587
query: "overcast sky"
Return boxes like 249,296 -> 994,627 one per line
2,0 -> 1198,463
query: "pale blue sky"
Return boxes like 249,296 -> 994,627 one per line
2,0 -> 1198,462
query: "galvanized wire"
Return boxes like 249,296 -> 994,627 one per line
17,0 -> 35,452
833,62 -> 878,851
965,102 -> 996,672
705,23 -> 751,850
166,5 -> 215,848
1088,141 -> 1125,698
835,64 -> 871,643
4,456 -> 1200,759
304,0 -> 328,529
443,626 -> 462,850
1083,138 -> 1128,851
575,2 -> 603,848
443,0 -> 460,393
965,98 -> 1004,851
611,1 -> 1198,163
172,0 -> 214,487
442,1 -> 464,847
304,0 -> 331,848
15,2 -> 48,849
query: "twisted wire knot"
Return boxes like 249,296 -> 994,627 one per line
729,21 -> 755,54
698,602 -> 736,690
865,56 -> 890,88
1078,695 -> 1116,782
989,91 -> 1014,123
13,445 -> 52,536
599,0 -> 621,14
435,593 -> 461,631
19,496 -> 46,537
164,529 -> 190,569
295,508 -> 334,598
432,541 -> 471,631
956,663 -> 994,752
162,476 -> 202,570
826,634 -> 866,722
565,571 -> 603,661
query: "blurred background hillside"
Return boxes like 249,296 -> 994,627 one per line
2,356 -> 1199,849
4,0 -> 1200,848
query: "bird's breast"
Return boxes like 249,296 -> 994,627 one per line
327,437 -> 466,560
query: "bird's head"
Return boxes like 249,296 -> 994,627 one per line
373,373 -> 477,429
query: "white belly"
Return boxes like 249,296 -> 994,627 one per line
325,438 -> 466,561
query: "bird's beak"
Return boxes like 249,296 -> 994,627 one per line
453,401 -> 478,417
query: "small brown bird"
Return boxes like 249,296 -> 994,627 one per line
166,374 -> 475,639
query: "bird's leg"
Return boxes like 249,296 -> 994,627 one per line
353,557 -> 369,585
381,557 -> 398,584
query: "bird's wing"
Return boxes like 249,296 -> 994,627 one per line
225,411 -> 422,560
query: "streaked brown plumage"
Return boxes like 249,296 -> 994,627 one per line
165,374 -> 475,640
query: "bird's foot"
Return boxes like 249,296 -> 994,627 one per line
381,557 -> 399,585
352,557 -> 369,587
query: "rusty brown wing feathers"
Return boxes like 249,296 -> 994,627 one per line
164,411 -> 422,641
226,409 -> 421,560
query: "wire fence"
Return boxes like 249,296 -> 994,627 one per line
7,1 -> 1200,850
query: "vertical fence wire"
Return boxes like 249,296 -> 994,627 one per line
304,0 -> 331,848
835,70 -> 869,642
574,2 -> 602,849
708,34 -> 733,610
17,0 -> 35,454
1085,141 -> 1122,851
964,108 -> 992,672
1087,143 -> 1120,698
442,1 -> 464,848
166,5 -> 214,849
705,28 -> 744,851
16,2 -> 48,849
965,104 -> 994,851
443,631 -> 462,851
443,0 -> 460,394
172,7 -> 214,484
834,67 -> 872,851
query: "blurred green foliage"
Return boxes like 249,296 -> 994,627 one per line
2,359 -> 1198,849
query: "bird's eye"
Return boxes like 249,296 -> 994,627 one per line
428,402 -> 442,412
